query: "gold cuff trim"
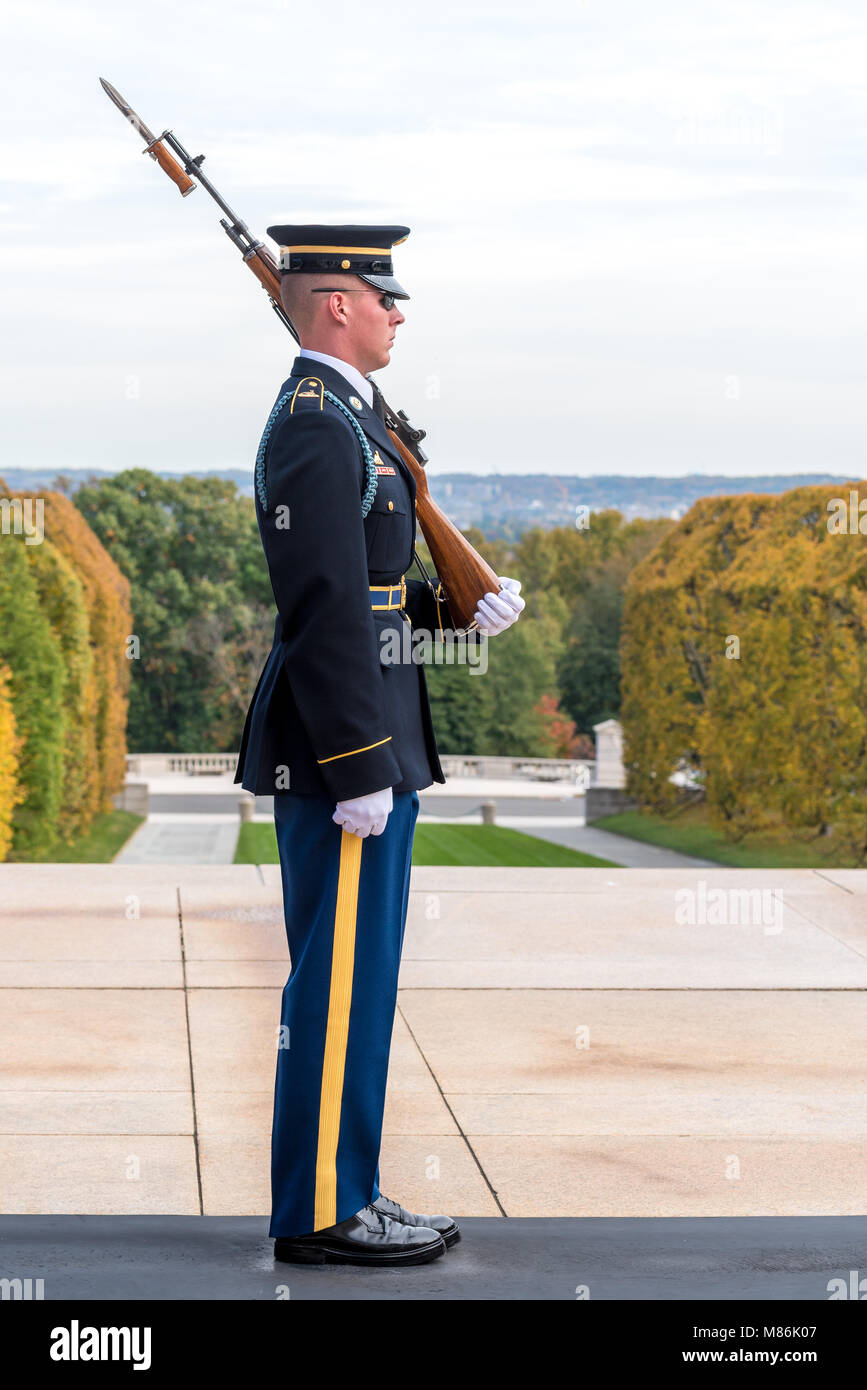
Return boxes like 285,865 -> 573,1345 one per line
317,736 -> 392,765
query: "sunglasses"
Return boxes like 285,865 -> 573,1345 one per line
310,288 -> 397,311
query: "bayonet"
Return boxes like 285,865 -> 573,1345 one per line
100,77 -> 158,146
100,77 -> 196,198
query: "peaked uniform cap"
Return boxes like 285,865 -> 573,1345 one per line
267,223 -> 411,299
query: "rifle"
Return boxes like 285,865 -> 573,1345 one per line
99,78 -> 499,634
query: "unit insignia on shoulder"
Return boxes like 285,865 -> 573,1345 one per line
289,377 -> 326,413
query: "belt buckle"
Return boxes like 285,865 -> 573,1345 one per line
400,573 -> 406,610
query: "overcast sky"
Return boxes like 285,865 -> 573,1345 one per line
1,0 -> 865,478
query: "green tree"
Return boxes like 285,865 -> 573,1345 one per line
24,536 -> 98,843
74,470 -> 272,752
424,585 -> 564,757
525,516 -> 673,735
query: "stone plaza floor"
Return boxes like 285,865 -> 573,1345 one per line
0,862 -> 864,1298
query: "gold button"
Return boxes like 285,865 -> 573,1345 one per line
341,258 -> 351,269
388,500 -> 394,511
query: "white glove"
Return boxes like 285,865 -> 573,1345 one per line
474,576 -> 525,636
333,785 -> 393,838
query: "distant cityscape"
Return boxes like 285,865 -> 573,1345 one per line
2,468 -> 857,538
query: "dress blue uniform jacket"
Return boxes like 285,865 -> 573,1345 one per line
234,355 -> 453,802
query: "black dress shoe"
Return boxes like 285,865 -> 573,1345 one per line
273,1203 -> 446,1266
372,1194 -> 461,1248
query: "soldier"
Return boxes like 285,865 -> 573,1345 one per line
234,224 -> 524,1266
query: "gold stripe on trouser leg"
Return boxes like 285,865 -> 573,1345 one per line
314,827 -> 363,1230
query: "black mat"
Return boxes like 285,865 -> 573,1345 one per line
1,1215 -> 864,1301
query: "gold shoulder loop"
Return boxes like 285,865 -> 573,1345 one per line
289,376 -> 326,413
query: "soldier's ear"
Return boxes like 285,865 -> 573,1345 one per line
329,292 -> 351,323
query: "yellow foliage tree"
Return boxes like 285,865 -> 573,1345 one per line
1,480 -> 133,855
12,489 -> 132,811
620,483 -> 867,859
0,663 -> 24,861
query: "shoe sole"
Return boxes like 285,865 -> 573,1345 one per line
274,1237 -> 446,1267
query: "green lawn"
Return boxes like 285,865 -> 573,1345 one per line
16,810 -> 147,864
236,820 -> 616,868
411,824 -> 615,866
593,804 -> 863,869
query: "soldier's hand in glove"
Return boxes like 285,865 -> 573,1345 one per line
474,576 -> 525,636
333,786 -> 393,838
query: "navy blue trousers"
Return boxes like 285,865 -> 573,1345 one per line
269,788 -> 420,1237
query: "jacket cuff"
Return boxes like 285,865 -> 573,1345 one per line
315,735 -> 404,802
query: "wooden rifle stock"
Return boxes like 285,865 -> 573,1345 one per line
243,246 -> 282,299
386,428 -> 500,633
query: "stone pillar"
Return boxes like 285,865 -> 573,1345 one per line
585,719 -> 638,821
592,719 -> 626,789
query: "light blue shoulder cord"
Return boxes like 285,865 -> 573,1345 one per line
255,389 -> 378,517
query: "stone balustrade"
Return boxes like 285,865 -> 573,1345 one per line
124,752 -> 597,783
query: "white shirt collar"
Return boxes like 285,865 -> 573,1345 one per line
298,348 -> 373,407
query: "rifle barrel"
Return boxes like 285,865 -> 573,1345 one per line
102,81 -> 505,625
